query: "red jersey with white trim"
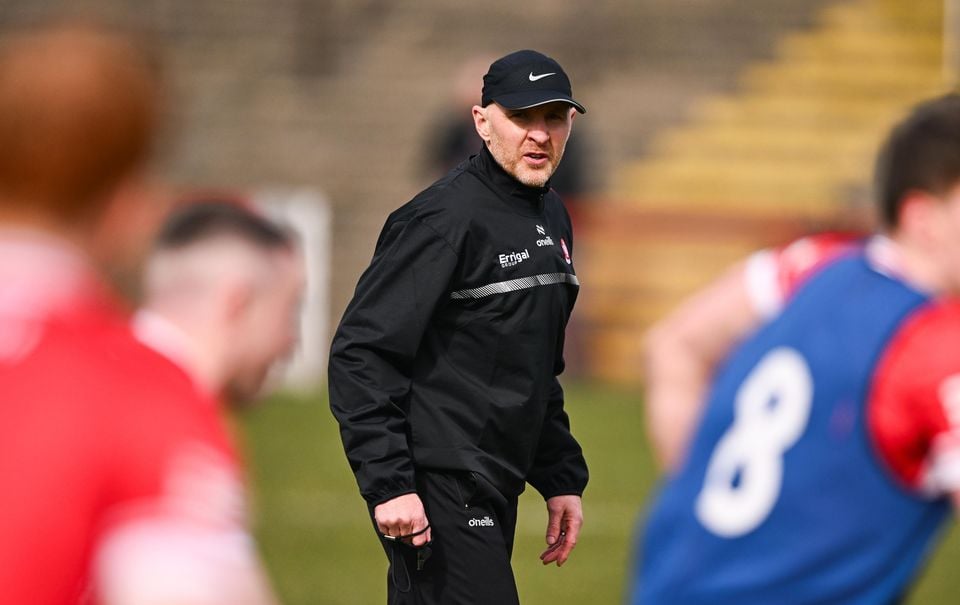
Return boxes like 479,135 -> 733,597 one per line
746,233 -> 960,494
744,232 -> 860,319
869,300 -> 960,494
0,232 -> 247,604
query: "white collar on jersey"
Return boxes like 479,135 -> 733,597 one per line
0,228 -> 96,318
132,309 -> 217,402
865,235 -> 935,295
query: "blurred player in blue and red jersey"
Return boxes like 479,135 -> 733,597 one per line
632,93 -> 960,604
0,24 -> 292,605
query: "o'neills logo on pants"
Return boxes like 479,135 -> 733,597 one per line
499,249 -> 530,268
469,516 -> 496,528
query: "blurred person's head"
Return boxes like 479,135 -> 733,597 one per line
875,93 -> 960,293
141,200 -> 305,405
472,50 -> 584,188
452,54 -> 494,110
0,22 -> 161,235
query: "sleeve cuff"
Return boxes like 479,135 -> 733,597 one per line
537,487 -> 585,501
920,430 -> 960,497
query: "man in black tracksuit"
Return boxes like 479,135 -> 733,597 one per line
329,50 -> 588,604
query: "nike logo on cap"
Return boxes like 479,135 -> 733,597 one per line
528,71 -> 556,82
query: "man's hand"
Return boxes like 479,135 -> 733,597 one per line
539,495 -> 582,567
374,493 -> 432,547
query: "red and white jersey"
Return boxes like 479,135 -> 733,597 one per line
0,230 -> 269,605
744,233 -> 960,495
744,232 -> 860,319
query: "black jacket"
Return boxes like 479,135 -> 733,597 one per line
329,146 -> 588,507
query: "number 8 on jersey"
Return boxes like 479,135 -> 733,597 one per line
696,347 -> 813,537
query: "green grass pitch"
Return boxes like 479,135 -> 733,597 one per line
241,382 -> 960,604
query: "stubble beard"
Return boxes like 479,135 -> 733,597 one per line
487,138 -> 565,189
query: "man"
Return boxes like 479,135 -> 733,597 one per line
0,24 -> 286,605
422,54 -> 590,203
329,49 -> 589,604
136,200 -> 305,406
100,199 -> 304,605
633,93 -> 960,604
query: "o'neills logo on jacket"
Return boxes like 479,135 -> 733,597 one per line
499,248 -> 530,268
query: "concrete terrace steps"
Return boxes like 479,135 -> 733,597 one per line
691,93 -> 928,128
741,62 -> 943,96
581,0 -> 945,383
612,0 -> 946,209
780,30 -> 942,61
576,206 -> 819,383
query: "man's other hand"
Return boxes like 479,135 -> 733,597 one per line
540,495 -> 582,567
374,493 -> 432,546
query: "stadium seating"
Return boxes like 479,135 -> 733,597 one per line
579,0 -> 946,383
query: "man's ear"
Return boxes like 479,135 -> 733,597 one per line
472,105 -> 491,143
221,278 -> 255,323
898,189 -> 938,242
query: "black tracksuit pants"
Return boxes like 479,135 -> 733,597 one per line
373,470 -> 521,604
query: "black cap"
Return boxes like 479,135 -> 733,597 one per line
481,49 -> 586,114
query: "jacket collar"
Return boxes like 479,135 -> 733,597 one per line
470,145 -> 550,215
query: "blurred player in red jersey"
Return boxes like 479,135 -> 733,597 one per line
0,24 -> 296,605
633,94 -> 960,604
135,200 -> 304,407
101,199 -> 304,605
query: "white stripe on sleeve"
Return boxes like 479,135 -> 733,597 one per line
744,250 -> 784,320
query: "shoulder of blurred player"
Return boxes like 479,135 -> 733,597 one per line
644,231 -> 865,374
868,298 -> 960,501
643,231 -> 865,472
745,232 -> 862,319
0,288 -> 249,603
33,305 -> 239,498
81,322 -> 275,604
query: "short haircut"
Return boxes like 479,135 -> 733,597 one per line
0,22 -> 161,218
875,93 -> 960,229
155,200 -> 295,252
